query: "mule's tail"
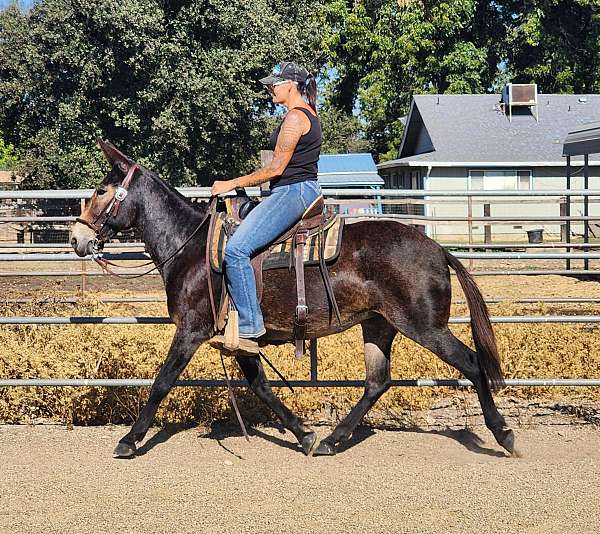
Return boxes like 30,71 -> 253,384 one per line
445,250 -> 505,390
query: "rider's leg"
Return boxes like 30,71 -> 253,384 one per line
224,180 -> 320,338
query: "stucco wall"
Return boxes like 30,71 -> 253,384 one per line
424,166 -> 600,241
380,164 -> 600,242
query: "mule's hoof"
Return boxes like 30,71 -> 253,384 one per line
498,428 -> 516,455
113,441 -> 136,459
301,432 -> 318,456
313,440 -> 336,456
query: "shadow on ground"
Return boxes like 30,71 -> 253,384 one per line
136,420 -> 506,458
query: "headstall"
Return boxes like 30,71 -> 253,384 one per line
75,163 -> 140,244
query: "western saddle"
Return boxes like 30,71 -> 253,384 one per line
209,189 -> 341,358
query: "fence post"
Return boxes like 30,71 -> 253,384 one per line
79,198 -> 87,293
566,155 -> 571,271
560,197 -> 567,243
467,196 -> 473,270
583,154 -> 589,271
310,339 -> 318,383
484,203 -> 492,245
260,150 -> 273,194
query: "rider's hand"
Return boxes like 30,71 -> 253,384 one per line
211,180 -> 236,196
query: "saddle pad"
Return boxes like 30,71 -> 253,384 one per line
209,212 -> 344,273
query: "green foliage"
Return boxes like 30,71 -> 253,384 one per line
1,0 -> 598,183
320,106 -> 371,154
0,0 -> 323,188
502,0 -> 600,93
0,132 -> 18,170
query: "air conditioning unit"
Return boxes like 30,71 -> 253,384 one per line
501,83 -> 538,122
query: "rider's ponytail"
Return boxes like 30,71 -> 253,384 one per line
303,74 -> 317,113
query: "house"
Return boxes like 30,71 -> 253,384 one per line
377,86 -> 600,240
0,170 -> 23,190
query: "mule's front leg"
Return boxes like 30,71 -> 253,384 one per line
113,329 -> 205,458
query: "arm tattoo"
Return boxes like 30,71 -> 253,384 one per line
234,111 -> 307,188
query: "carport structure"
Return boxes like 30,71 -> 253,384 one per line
563,120 -> 600,270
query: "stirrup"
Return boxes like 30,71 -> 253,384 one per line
208,335 -> 260,357
223,309 -> 239,350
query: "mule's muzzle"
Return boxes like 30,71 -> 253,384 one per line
70,221 -> 98,257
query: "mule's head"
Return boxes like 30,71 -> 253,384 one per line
70,140 -> 140,257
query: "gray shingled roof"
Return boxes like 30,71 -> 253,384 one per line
379,94 -> 600,168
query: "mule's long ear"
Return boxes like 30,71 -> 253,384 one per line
97,139 -> 133,174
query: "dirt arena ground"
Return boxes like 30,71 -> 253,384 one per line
1,255 -> 599,532
1,397 -> 599,534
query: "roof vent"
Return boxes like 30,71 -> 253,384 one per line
501,83 -> 538,122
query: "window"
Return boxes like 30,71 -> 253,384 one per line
410,171 -> 422,189
517,171 -> 531,190
468,170 -> 532,190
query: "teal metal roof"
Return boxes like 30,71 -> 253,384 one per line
317,153 -> 383,186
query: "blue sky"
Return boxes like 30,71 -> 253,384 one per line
0,0 -> 34,9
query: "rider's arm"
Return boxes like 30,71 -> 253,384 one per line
233,110 -> 307,188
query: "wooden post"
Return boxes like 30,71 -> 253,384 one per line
260,150 -> 273,194
467,196 -> 473,270
560,197 -> 567,243
80,198 -> 87,294
583,154 -> 589,271
483,203 -> 491,245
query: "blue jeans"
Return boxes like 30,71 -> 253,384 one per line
224,180 -> 321,337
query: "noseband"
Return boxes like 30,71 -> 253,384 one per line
75,163 -> 140,242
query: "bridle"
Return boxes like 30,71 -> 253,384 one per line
75,161 -> 215,279
76,163 -> 140,246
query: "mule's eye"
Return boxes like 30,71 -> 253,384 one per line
96,187 -> 107,196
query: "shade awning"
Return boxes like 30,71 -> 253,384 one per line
563,121 -> 600,156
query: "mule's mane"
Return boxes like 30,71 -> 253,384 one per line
140,166 -> 209,214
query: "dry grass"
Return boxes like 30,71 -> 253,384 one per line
1,290 -> 599,427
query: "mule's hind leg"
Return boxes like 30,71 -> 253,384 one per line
314,316 -> 396,456
235,355 -> 317,455
410,327 -> 515,455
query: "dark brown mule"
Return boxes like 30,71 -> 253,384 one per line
71,142 -> 516,458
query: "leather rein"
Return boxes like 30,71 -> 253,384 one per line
76,163 -> 216,280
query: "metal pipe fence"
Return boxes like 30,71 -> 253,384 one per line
0,269 -> 595,277
2,378 -> 599,388
0,315 -> 598,325
0,187 -> 598,391
4,242 -> 600,250
2,252 -> 600,262
0,315 -> 600,326
3,296 -> 598,305
2,188 -> 599,199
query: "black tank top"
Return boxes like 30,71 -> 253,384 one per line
268,107 -> 322,189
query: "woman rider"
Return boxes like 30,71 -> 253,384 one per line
210,61 -> 322,355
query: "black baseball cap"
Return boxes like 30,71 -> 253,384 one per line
259,62 -> 309,85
